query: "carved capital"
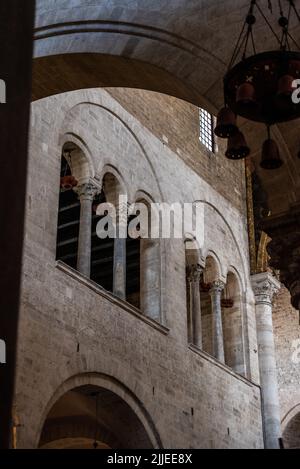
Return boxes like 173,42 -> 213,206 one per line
251,272 -> 280,305
74,182 -> 101,201
209,279 -> 225,295
186,264 -> 202,283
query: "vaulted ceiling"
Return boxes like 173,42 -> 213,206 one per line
33,0 -> 300,216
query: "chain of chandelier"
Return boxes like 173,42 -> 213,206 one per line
215,0 -> 300,170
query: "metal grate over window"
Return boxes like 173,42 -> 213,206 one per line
199,108 -> 215,153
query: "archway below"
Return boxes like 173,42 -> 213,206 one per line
32,53 -> 204,106
283,411 -> 300,449
41,438 -> 110,450
39,385 -> 155,449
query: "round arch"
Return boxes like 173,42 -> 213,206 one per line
204,252 -> 222,284
32,0 -> 226,107
60,101 -> 163,204
282,403 -> 300,432
99,165 -> 128,203
282,406 -> 300,449
196,200 -> 248,290
36,373 -> 162,450
59,132 -> 96,180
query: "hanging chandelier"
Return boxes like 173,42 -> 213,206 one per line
215,0 -> 300,169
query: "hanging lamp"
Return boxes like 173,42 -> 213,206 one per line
215,0 -> 300,167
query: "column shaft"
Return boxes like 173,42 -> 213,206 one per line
113,237 -> 127,300
187,265 -> 202,348
113,200 -> 127,300
210,280 -> 225,362
252,272 -> 281,449
75,183 -> 99,277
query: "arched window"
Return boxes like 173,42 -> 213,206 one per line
126,212 -> 141,309
222,272 -> 245,375
56,148 -> 81,269
198,256 -> 245,374
56,143 -> 99,279
90,189 -> 114,292
283,410 -> 300,449
56,157 -> 161,318
199,108 -> 215,153
94,172 -> 141,309
138,199 -> 161,321
200,256 -> 220,356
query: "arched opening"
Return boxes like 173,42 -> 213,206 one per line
32,54 -> 204,107
221,272 -> 245,375
126,212 -> 141,310
38,385 -> 154,449
91,187 -> 114,293
56,143 -> 87,269
94,172 -> 140,307
283,411 -> 300,449
135,198 -> 161,322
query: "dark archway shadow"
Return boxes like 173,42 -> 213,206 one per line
39,384 -> 156,449
32,53 -> 205,107
283,411 -> 300,449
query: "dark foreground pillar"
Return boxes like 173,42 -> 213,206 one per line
0,0 -> 35,448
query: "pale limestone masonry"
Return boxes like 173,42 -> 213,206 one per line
273,287 -> 300,447
251,273 -> 281,449
15,88 -> 263,449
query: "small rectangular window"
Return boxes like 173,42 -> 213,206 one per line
199,108 -> 215,153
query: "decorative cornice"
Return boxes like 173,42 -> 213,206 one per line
251,272 -> 280,305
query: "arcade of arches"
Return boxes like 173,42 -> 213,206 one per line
1,0 -> 300,450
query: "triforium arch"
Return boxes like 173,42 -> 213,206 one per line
98,169 -> 130,302
198,255 -> 247,376
134,192 -> 162,323
32,2 -> 225,105
61,140 -> 93,184
222,270 -> 246,376
59,133 -> 95,182
200,254 -> 223,358
37,373 -> 162,450
56,141 -> 98,273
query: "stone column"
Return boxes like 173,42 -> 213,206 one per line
187,264 -> 203,348
113,198 -> 128,300
251,272 -> 281,449
209,280 -> 225,362
74,183 -> 100,277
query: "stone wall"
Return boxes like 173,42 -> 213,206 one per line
273,286 -> 300,439
15,88 -> 263,449
108,88 -> 246,213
